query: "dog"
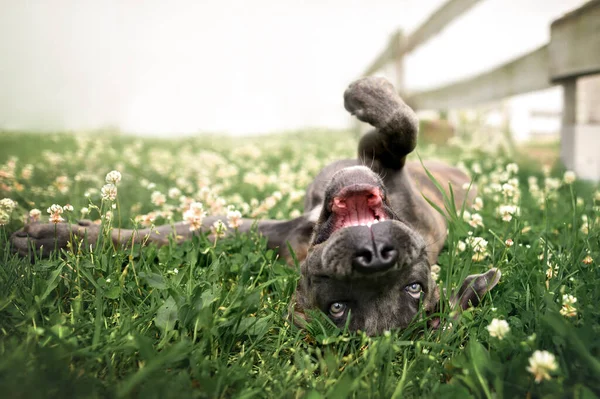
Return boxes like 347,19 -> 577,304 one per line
11,77 -> 500,335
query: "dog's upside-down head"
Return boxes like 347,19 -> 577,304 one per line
292,166 -> 500,335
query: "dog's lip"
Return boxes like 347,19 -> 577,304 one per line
331,183 -> 383,202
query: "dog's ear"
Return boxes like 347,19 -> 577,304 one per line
451,268 -> 501,310
287,286 -> 311,329
425,285 -> 442,329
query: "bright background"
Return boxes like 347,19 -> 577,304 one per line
0,0 -> 587,135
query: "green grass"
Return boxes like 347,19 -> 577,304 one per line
0,130 -> 599,398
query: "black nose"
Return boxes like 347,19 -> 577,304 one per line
352,243 -> 398,273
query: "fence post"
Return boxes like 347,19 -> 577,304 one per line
392,30 -> 406,96
560,79 -> 577,171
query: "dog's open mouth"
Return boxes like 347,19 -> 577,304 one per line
330,184 -> 388,231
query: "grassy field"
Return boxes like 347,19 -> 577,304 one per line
0,130 -> 599,398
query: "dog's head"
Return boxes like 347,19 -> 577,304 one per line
292,165 -> 500,335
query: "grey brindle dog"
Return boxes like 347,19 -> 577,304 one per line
11,77 -> 500,335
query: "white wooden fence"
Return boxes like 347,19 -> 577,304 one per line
361,0 -> 600,180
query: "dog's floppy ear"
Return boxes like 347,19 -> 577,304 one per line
288,296 -> 309,329
426,285 -> 442,329
287,284 -> 311,329
451,268 -> 501,310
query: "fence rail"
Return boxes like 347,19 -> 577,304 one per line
363,0 -> 483,84
359,0 -> 600,180
409,45 -> 552,109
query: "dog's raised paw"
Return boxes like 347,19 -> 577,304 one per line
343,77 -> 402,129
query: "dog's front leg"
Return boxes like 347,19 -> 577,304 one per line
344,77 -> 418,171
11,215 -> 313,263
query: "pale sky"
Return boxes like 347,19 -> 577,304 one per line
0,0 -> 587,135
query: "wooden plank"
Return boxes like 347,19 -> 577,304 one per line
549,0 -> 600,81
363,32 -> 399,76
408,45 -> 553,110
363,0 -> 484,76
404,0 -> 483,54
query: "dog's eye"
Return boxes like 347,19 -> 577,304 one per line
328,302 -> 347,318
405,283 -> 422,298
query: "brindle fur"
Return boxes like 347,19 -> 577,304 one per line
11,77 -> 499,335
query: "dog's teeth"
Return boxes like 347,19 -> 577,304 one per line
366,222 -> 372,228
373,219 -> 378,224
360,223 -> 365,226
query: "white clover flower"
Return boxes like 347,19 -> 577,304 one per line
272,191 -> 283,201
467,236 -> 488,252
63,204 -> 74,212
472,197 -> 484,211
546,262 -> 559,280
135,212 -> 157,228
457,240 -> 467,253
29,208 -> 42,222
542,164 -> 552,176
526,350 -> 558,383
0,210 -> 10,225
462,210 -> 471,222
468,213 -> 484,228
105,170 -> 122,184
497,204 -> 520,222
47,204 -> 63,215
289,190 -> 305,203
226,208 -> 243,229
466,236 -> 488,261
54,175 -> 70,194
489,182 -> 502,193
544,177 -> 560,191
562,294 -> 577,306
580,214 -> 590,235
502,183 -> 517,198
0,198 -> 17,212
560,294 -> 577,317
211,220 -> 227,238
168,187 -> 181,199
289,209 -> 302,219
430,264 -> 441,282
47,204 -> 64,224
595,191 -> 600,202
21,164 -> 33,180
151,191 -> 166,207
80,207 -> 90,217
582,255 -> 593,265
183,202 -> 206,232
563,170 -> 576,185
486,318 -> 510,340
101,184 -> 118,201
471,162 -> 482,174
264,196 -> 278,209
506,163 -> 519,174
560,306 -> 577,317
505,238 -> 514,247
